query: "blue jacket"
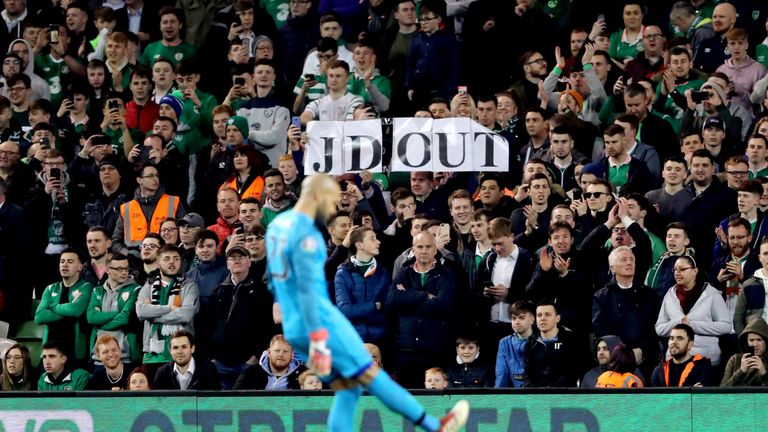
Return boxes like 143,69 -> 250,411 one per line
334,260 -> 390,343
495,334 -> 532,388
186,257 -> 229,311
404,28 -> 459,100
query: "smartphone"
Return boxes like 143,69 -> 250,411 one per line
304,73 -> 315,82
234,222 -> 245,234
457,85 -> 467,95
39,137 -> 50,148
49,167 -> 61,181
439,223 -> 451,238
597,13 -> 605,22
573,189 -> 583,201
233,15 -> 242,27
234,77 -> 246,86
92,135 -> 111,146
691,91 -> 710,103
291,116 -> 302,129
745,346 -> 756,356
49,24 -> 59,43
108,99 -> 119,110
546,245 -> 555,255
339,181 -> 349,192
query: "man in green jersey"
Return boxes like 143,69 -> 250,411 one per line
141,7 -> 197,68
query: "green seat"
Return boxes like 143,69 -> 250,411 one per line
16,339 -> 42,368
30,299 -> 41,320
14,320 -> 44,340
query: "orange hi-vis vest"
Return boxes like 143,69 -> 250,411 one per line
120,194 -> 179,247
596,371 -> 644,388
663,354 -> 704,387
222,176 -> 264,201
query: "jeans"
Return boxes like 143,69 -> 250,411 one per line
212,360 -> 248,390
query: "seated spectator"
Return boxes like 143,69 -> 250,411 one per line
734,239 -> 768,334
233,334 -> 306,390
424,367 -> 449,390
299,370 -> 323,390
365,343 -> 383,369
651,323 -> 713,387
334,227 -> 389,346
38,341 -> 91,391
721,317 -> 768,386
87,334 -> 129,390
86,252 -> 141,365
524,300 -> 589,387
656,255 -> 732,366
1,344 -> 37,391
127,366 -> 151,391
446,336 -> 488,388
595,343 -> 644,388
496,301 -> 540,388
580,335 -> 624,388
153,330 -> 221,390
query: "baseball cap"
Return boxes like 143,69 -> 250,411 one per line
702,115 -> 724,132
226,245 -> 250,258
177,213 -> 204,228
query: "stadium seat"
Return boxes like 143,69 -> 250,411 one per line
17,339 -> 42,368
14,320 -> 44,340
30,299 -> 41,320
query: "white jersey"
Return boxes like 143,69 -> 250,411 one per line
304,92 -> 363,121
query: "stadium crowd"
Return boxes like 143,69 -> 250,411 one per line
2,0 -> 768,392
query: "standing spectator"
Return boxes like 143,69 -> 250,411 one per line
0,140 -> 35,205
125,67 -> 160,134
459,209 -> 493,296
153,330 -> 221,390
207,188 -> 241,254
623,83 -> 678,162
140,7 -> 197,68
277,0 -> 320,86
495,301 -> 540,388
510,52 -> 548,111
334,227 -> 390,346
114,0 -> 160,43
694,2 -> 737,74
0,176 -> 32,328
404,2 -> 459,108
645,156 -> 688,222
300,59 -> 362,123
34,249 -> 93,365
650,323 -> 713,387
301,14 -> 354,77
655,255 -> 732,367
135,244 -> 200,369
669,1 -> 715,56
608,1 -> 645,63
710,217 -> 761,316
86,252 -> 142,365
186,229 -> 228,314
721,317 -> 768,386
204,245 -> 277,389
735,239 -> 768,334
38,341 -> 91,391
347,40 -> 391,113
170,60 -> 218,159
388,231 -> 458,388
598,124 -> 656,196
646,223 -> 694,299
261,169 -> 296,227
383,0 -> 418,116
716,28 -> 766,115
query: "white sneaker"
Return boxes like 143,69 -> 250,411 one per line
438,399 -> 470,432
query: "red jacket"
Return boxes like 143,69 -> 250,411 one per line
207,216 -> 236,254
125,100 -> 160,134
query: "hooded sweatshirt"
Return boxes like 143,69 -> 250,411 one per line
580,335 -> 622,388
721,317 -> 768,386
8,39 -> 50,102
716,56 -> 767,116
258,350 -> 303,390
734,268 -> 768,334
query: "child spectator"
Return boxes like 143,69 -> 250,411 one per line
299,370 -> 323,390
446,336 -> 488,388
495,301 -> 539,388
424,367 -> 448,389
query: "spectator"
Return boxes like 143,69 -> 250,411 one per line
277,0 -> 320,86
348,40 -> 391,113
669,1 -> 715,56
299,370 -> 322,390
525,300 -> 589,387
580,335 -> 625,388
459,209 -> 493,296
388,231 -> 458,388
136,244 -> 200,369
624,25 -> 665,83
127,366 -> 151,391
495,300 -> 540,388
510,52 -> 547,111
87,334 -> 129,390
651,323 -> 713,386
334,227 -> 389,346
261,169 -> 296,227
609,1 -> 645,63
622,83 -> 678,162
140,7 -> 197,68
1,344 -> 37,391
598,124 -> 656,196
300,59 -> 362,123
694,2 -> 737,73
645,156 -> 688,222
159,218 -> 179,246
734,239 -> 768,334
721,317 -> 768,386
446,336 -> 488,388
208,188 -> 241,254
424,367 -> 449,389
716,28 -> 766,115
171,60 -> 218,159
135,234 -> 164,286
204,245 -> 277,389
186,229 -> 228,314
233,334 -> 307,390
710,217 -> 761,315
153,330 -> 221,390
746,134 -> 768,179
86,252 -> 142,365
34,249 -> 93,365
125,67 -> 160,134
38,341 -> 91,391
646,223 -> 695,299
655,255 -> 733,366
595,343 -> 644,388
0,140 -> 35,205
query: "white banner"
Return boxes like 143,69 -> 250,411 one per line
305,118 -> 509,174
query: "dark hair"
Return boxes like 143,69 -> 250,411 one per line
254,58 -> 276,70
143,232 -> 165,245
428,97 -> 450,108
550,125 -> 573,139
748,133 -> 768,148
476,94 -> 497,106
195,229 -> 220,246
0,95 -> 9,111
739,180 -> 764,196
672,323 -> 695,341
316,37 -> 339,54
159,6 -> 185,23
170,329 -> 195,346
670,46 -> 691,60
326,59 -> 350,73
154,116 -> 178,131
479,172 -> 505,190
60,247 -> 82,263
664,154 -> 688,171
157,243 -> 180,257
603,123 -> 626,138
472,208 -> 492,222
608,343 -> 637,374
42,340 -> 69,358
240,197 -> 261,209
548,221 -> 574,237
263,168 -> 284,182
349,226 -> 373,255
615,113 -> 640,131
320,13 -> 340,25
87,225 -> 111,239
624,83 -> 646,99
455,335 -> 478,346
536,299 -> 559,315
680,129 -> 703,142
136,161 -> 158,178
666,222 -> 689,238
328,210 -> 351,227
691,149 -> 715,165
390,187 -> 415,206
128,365 -> 152,389
2,344 -> 34,391
175,59 -> 200,76
6,73 -> 30,88
107,252 -> 129,265
509,300 -> 535,317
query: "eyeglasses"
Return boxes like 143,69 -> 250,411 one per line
643,34 -> 664,40
140,243 -> 160,250
583,192 -> 607,199
673,267 -> 694,273
4,355 -> 22,361
108,267 -> 130,272
227,256 -> 248,263
140,173 -> 160,179
612,227 -> 627,233
726,171 -> 748,176
0,150 -> 19,157
161,227 -> 178,233
8,86 -> 27,93
525,58 -> 547,66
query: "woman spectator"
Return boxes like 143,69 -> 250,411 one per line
596,343 -> 644,388
609,1 -> 645,64
1,344 -> 37,391
655,255 -> 733,366
450,92 -> 476,120
159,218 -> 179,245
220,144 -> 267,201
127,366 -> 151,391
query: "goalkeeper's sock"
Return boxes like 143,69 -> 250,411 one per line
367,370 -> 440,432
328,386 -> 363,431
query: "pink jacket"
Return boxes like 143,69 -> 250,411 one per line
716,57 -> 767,115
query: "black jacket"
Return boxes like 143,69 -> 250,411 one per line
114,3 -> 161,42
203,273 -> 277,367
651,354 -> 713,387
473,248 -> 534,328
579,222 -> 652,290
597,156 -> 657,196
638,111 -> 678,162
232,362 -> 305,390
153,358 -> 222,390
525,327 -> 590,387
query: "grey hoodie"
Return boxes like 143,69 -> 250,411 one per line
258,349 -> 302,390
579,335 -> 622,388
7,38 -> 51,102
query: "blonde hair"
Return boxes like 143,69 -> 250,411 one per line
424,367 -> 447,380
298,370 -> 319,388
450,94 -> 477,120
